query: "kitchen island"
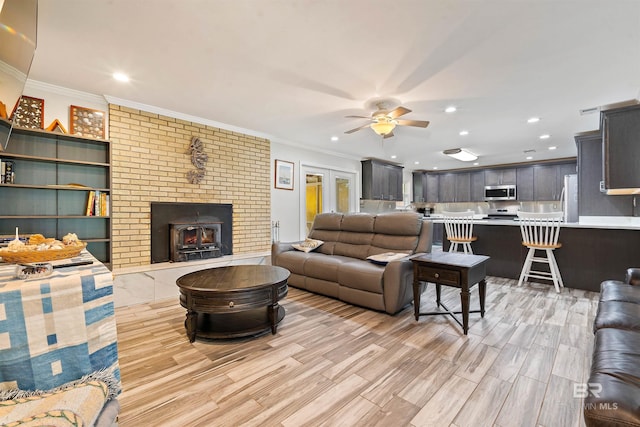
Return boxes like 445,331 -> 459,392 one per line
434,217 -> 640,292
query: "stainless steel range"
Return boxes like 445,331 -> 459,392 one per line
487,206 -> 519,220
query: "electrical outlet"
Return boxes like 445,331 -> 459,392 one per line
599,181 -> 605,192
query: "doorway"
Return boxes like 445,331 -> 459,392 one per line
301,165 -> 357,237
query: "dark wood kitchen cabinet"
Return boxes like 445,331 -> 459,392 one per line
470,170 -> 485,202
362,159 -> 403,201
575,130 -> 632,216
516,167 -> 534,201
438,172 -> 470,202
425,173 -> 439,202
484,168 -> 517,186
533,162 -> 576,201
412,172 -> 440,203
601,103 -> 640,191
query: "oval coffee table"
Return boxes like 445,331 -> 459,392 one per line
176,265 -> 289,341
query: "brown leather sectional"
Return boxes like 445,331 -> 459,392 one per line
584,268 -> 640,426
271,212 -> 433,314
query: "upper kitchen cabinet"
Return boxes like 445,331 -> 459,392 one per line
533,162 -> 577,201
601,102 -> 640,193
484,168 -> 517,186
425,173 -> 439,203
575,130 -> 632,216
438,172 -> 470,202
533,165 -> 558,200
362,159 -> 403,201
412,172 -> 425,203
412,171 -> 439,203
470,170 -> 485,202
516,167 -> 534,201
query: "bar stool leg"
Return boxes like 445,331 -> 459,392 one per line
545,249 -> 561,293
548,249 -> 564,291
518,247 -> 535,286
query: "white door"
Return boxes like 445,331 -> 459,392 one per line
300,165 -> 357,238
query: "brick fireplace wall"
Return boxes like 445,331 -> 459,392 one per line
108,105 -> 271,269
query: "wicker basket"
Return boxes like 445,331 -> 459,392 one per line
0,242 -> 87,264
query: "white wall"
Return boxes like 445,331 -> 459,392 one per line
270,141 -> 361,242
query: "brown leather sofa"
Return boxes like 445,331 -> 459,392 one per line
584,268 -> 640,427
271,212 -> 433,315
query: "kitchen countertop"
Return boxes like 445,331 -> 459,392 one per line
426,215 -> 640,230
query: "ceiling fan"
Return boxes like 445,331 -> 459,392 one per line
344,103 -> 430,139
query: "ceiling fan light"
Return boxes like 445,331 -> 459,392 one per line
443,148 -> 478,162
370,120 -> 396,136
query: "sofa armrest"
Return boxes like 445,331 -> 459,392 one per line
382,257 -> 418,314
625,268 -> 640,286
271,241 -> 300,265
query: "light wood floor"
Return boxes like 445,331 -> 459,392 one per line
114,277 -> 598,427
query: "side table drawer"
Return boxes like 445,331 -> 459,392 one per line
417,266 -> 460,286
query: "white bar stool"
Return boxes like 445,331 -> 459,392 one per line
517,211 -> 564,292
443,211 -> 477,254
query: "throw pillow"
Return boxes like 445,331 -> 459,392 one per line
292,238 -> 324,253
366,252 -> 407,265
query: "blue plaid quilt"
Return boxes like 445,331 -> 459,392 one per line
0,251 -> 121,395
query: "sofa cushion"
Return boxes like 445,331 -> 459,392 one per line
369,212 -> 422,254
594,300 -> 640,332
307,213 -> 343,255
600,280 -> 640,304
338,260 -> 385,294
374,212 -> 422,235
585,328 -> 640,427
275,250 -> 312,276
304,253 -> 354,283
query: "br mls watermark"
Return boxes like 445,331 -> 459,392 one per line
574,383 -> 618,411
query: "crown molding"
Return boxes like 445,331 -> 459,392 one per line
25,79 -> 107,105
103,95 -> 273,140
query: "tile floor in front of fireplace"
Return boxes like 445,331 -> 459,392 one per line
112,254 -> 270,308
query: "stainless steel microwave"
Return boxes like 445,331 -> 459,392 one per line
484,185 -> 517,201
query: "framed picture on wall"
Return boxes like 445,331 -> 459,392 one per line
70,105 -> 105,139
274,159 -> 294,190
11,95 -> 44,129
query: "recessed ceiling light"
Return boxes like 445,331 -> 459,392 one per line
548,146 -> 557,150
445,106 -> 457,113
331,136 -> 339,142
526,156 -> 533,160
113,72 -> 129,82
433,166 -> 438,170
473,162 -> 479,166
527,117 -> 540,123
390,155 -> 397,159
414,161 -> 420,165
459,130 -> 469,136
539,134 -> 550,139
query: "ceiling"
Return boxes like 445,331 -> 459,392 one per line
28,0 -> 640,171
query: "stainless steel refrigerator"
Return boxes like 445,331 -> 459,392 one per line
563,174 -> 578,222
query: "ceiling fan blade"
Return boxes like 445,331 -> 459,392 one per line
396,119 -> 430,128
387,106 -> 411,119
383,131 -> 394,139
344,123 -> 371,134
344,115 -> 371,119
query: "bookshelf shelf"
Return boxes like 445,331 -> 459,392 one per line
0,127 -> 112,267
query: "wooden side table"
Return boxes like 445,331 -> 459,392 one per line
411,252 -> 489,335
